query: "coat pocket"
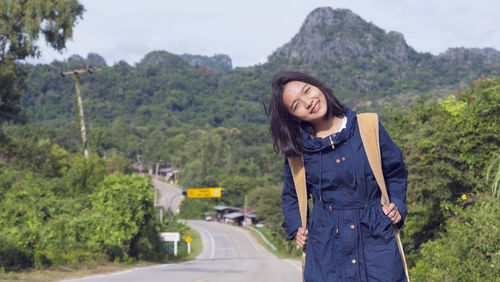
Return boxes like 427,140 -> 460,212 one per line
371,206 -> 395,240
362,207 -> 404,282
304,225 -> 338,282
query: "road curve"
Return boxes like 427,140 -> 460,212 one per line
62,220 -> 301,282
153,178 -> 184,214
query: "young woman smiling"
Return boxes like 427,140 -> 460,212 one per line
269,71 -> 408,282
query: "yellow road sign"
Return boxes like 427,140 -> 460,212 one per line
186,187 -> 222,198
185,236 -> 192,243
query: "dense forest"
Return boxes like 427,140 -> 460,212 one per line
1,4 -> 499,280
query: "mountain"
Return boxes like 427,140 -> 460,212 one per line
269,8 -> 419,66
267,7 -> 500,108
65,52 -> 108,68
180,54 -> 232,73
16,7 -> 500,142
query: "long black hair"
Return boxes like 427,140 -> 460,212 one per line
269,71 -> 345,157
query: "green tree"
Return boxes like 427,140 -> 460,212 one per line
0,0 -> 84,124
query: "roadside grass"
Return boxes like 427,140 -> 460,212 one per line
245,225 -> 301,260
0,261 -> 156,282
0,227 -> 202,281
165,220 -> 203,262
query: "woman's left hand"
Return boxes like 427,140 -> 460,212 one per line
382,203 -> 401,224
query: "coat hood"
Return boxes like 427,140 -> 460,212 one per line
301,107 -> 356,153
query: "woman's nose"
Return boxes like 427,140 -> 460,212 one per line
303,98 -> 313,109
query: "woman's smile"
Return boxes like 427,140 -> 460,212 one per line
310,101 -> 320,114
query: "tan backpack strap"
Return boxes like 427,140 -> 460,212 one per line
357,113 -> 410,282
287,155 -> 307,282
357,113 -> 390,206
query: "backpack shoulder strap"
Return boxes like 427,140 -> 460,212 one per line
357,113 -> 390,207
287,156 -> 308,229
287,155 -> 307,282
357,113 -> 410,282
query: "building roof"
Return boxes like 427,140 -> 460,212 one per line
224,211 -> 256,219
214,205 -> 241,212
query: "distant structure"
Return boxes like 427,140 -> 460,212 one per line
59,67 -> 93,157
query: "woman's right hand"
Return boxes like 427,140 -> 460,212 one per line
296,227 -> 308,248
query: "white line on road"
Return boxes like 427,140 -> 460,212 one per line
191,223 -> 215,260
236,226 -> 274,259
62,264 -> 176,281
284,259 -> 302,272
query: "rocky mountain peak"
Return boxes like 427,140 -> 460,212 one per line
180,54 -> 232,73
138,50 -> 189,69
86,53 -> 107,67
268,7 -> 417,65
63,53 -> 107,68
439,47 -> 500,64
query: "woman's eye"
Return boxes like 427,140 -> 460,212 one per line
305,87 -> 310,94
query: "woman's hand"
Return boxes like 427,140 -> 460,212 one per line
296,227 -> 308,248
382,203 -> 402,224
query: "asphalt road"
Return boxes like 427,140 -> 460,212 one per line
63,220 -> 302,282
153,178 -> 184,214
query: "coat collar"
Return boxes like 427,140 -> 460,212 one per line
301,107 -> 356,153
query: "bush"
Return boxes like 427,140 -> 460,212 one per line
410,194 -> 500,281
90,174 -> 164,261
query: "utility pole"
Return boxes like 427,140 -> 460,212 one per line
156,162 -> 159,179
60,67 -> 92,158
244,195 -> 247,226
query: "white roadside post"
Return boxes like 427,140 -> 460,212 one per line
161,232 -> 180,256
185,236 -> 192,254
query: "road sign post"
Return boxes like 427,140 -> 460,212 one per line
161,232 -> 180,256
185,236 -> 192,254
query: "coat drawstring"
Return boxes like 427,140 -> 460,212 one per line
319,150 -> 323,202
348,137 -> 357,188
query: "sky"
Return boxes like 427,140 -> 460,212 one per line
28,0 -> 500,68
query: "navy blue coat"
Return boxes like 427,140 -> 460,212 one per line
282,108 -> 408,282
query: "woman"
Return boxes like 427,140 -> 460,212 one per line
269,71 -> 408,281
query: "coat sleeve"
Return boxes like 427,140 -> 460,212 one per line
379,122 -> 408,229
281,158 -> 303,240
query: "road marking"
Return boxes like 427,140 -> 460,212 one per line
284,259 -> 302,272
191,224 -> 215,260
61,264 -> 177,281
212,233 -> 229,237
236,227 -> 273,259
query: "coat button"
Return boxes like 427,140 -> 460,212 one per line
352,259 -> 356,264
350,224 -> 355,229
333,133 -> 336,137
348,190 -> 352,195
336,159 -> 340,163
342,156 -> 346,161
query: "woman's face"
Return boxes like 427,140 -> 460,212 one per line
282,80 -> 328,124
